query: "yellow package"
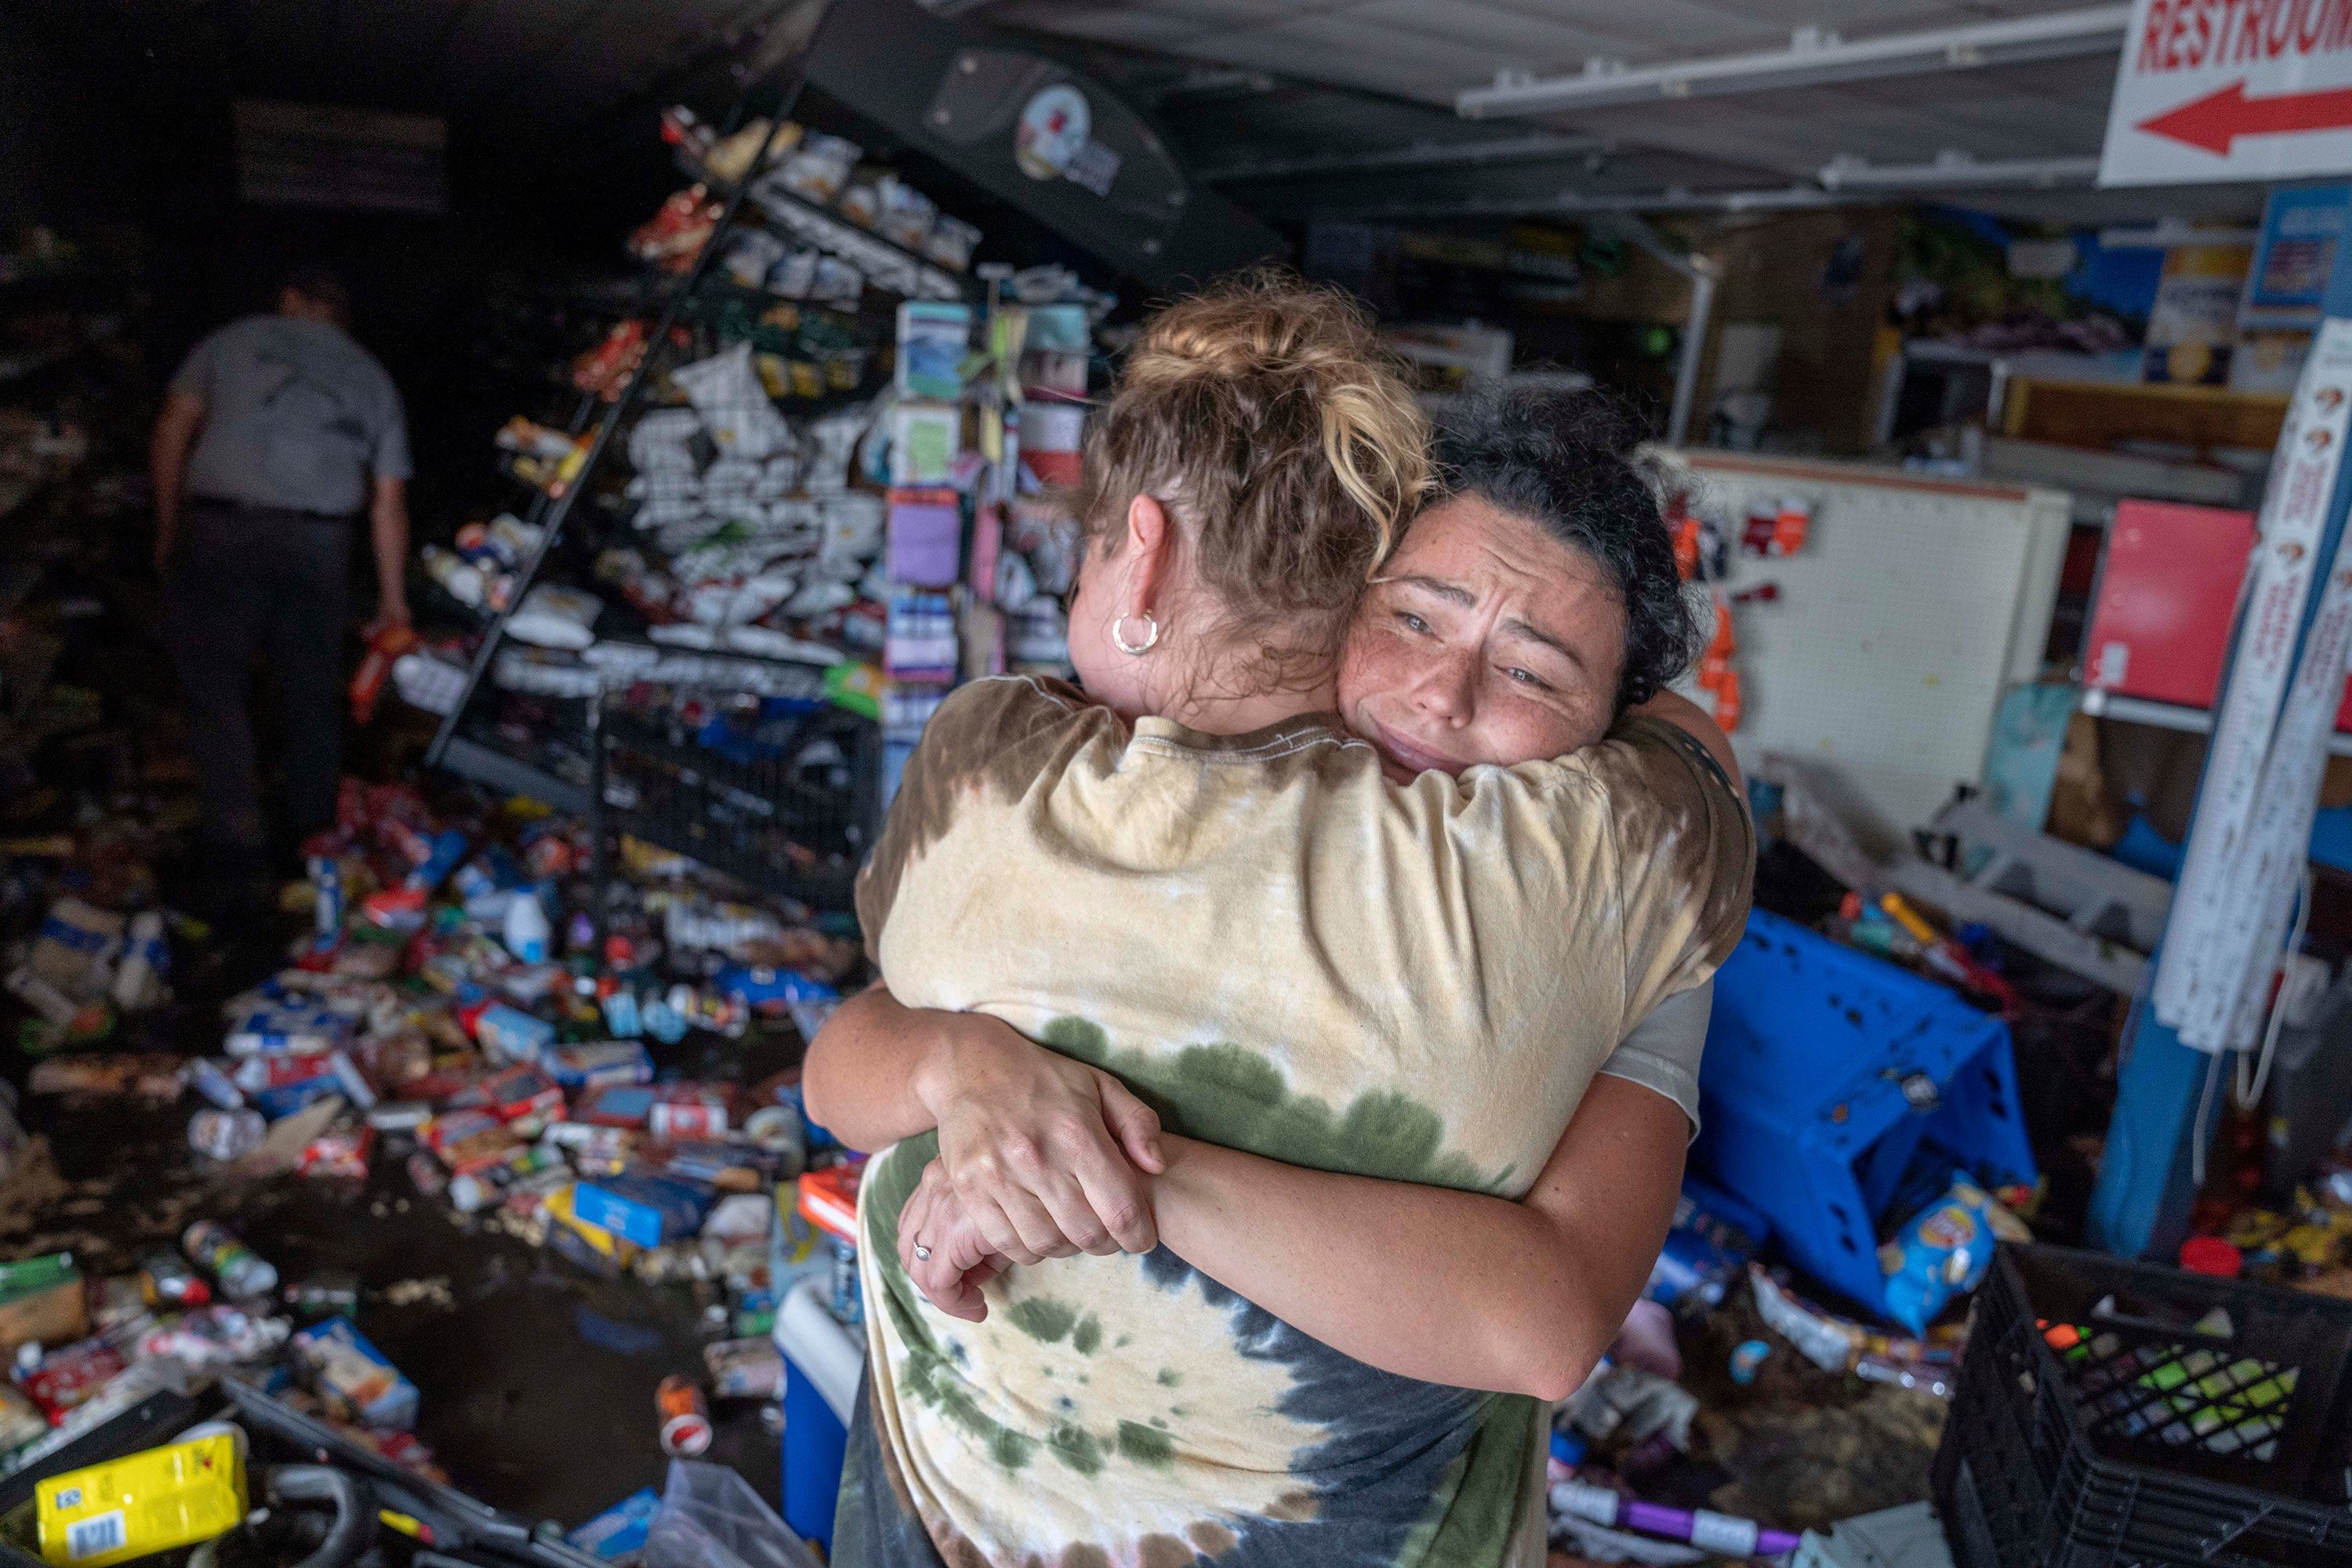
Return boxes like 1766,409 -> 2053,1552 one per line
544,1182 -> 640,1263
36,1433 -> 245,1567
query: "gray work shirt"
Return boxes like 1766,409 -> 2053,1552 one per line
169,314 -> 411,517
1599,978 -> 1712,1138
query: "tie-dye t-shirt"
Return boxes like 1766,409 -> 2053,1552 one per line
837,675 -> 1753,1568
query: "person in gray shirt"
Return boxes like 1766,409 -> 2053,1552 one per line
151,264 -> 412,910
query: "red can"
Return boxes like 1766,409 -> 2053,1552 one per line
656,1374 -> 712,1457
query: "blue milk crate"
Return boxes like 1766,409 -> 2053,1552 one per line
1692,909 -> 2038,1318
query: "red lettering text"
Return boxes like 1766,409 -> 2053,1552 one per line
2140,0 -> 2175,67
2219,0 -> 2251,55
2237,0 -> 2268,60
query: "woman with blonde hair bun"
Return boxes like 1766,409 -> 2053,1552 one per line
811,274 -> 1751,1566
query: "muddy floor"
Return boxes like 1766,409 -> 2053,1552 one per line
3,951 -> 786,1532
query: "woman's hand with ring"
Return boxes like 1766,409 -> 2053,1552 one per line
911,1010 -> 1166,1264
898,1159 -> 1009,1322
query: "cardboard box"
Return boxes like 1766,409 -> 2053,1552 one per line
568,1488 -> 661,1562
0,1268 -> 88,1356
544,1041 -> 653,1091
572,1174 -> 713,1248
292,1316 -> 418,1432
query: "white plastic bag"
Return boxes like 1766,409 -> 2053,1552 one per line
392,651 -> 468,715
801,408 -> 870,492
680,571 -> 797,626
817,492 -> 885,569
754,450 -> 798,500
644,1461 -> 820,1568
506,584 -> 604,650
670,343 -> 790,461
629,408 -> 703,474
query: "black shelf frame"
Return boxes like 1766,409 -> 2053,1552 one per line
677,149 -> 971,305
427,60 -> 943,925
424,95 -> 814,779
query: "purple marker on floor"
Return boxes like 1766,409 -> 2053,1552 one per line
1553,1479 -> 1802,1559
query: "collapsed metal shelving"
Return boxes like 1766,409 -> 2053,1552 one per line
423,0 -> 1285,913
424,89 -> 940,916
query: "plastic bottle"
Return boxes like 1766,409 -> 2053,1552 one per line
111,912 -> 169,1011
602,985 -> 642,1039
350,624 -> 420,724
308,855 -> 343,938
422,546 -> 486,608
181,1221 -> 278,1298
187,1109 -> 266,1162
503,889 -> 551,965
448,1170 -> 503,1214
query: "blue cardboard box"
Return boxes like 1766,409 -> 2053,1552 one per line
572,1174 -> 713,1248
568,1488 -> 661,1562
544,1040 -> 654,1091
291,1316 -> 418,1432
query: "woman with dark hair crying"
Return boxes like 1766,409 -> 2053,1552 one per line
808,294 -> 1751,1568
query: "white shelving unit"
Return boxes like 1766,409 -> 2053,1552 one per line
1661,450 -> 2073,841
2079,685 -> 2352,758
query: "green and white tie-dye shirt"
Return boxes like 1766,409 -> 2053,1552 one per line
840,675 -> 1753,1568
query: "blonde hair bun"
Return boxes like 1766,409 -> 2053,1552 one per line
1078,272 -> 1431,677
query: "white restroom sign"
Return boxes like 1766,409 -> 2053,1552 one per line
2103,0 -> 2352,184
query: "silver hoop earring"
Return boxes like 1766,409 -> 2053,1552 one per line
1112,613 -> 1160,655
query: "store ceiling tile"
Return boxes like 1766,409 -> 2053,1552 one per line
1537,41 -> 2125,176
988,1 -> 2097,94
1334,2 -> 1671,71
1700,0 -> 2054,28
1237,142 -> 1795,219
985,2 -> 1241,50
968,0 -> 2180,212
1182,93 -> 1482,161
1134,1 -> 1802,100
1555,93 -> 2027,179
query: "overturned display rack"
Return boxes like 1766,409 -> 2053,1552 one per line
426,0 -> 1282,916
424,95 -> 865,913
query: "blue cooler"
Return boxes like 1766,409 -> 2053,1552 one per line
775,1277 -> 862,1549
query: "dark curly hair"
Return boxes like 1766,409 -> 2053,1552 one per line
1433,389 -> 1698,712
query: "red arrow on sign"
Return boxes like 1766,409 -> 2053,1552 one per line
2138,79 -> 2352,156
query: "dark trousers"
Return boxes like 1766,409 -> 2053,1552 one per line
165,500 -> 352,885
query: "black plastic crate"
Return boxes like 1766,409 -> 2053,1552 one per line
1934,1243 -> 2352,1568
600,706 -> 880,913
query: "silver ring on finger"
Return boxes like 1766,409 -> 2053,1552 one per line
913,1244 -> 932,1261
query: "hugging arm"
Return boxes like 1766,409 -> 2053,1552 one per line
814,990 -> 1685,1403
900,1040 -> 1686,1403
1153,1075 -> 1683,1399
801,983 -> 1168,1258
808,685 -> 1747,1398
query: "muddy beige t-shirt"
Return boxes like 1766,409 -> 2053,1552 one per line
841,675 -> 1753,1568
